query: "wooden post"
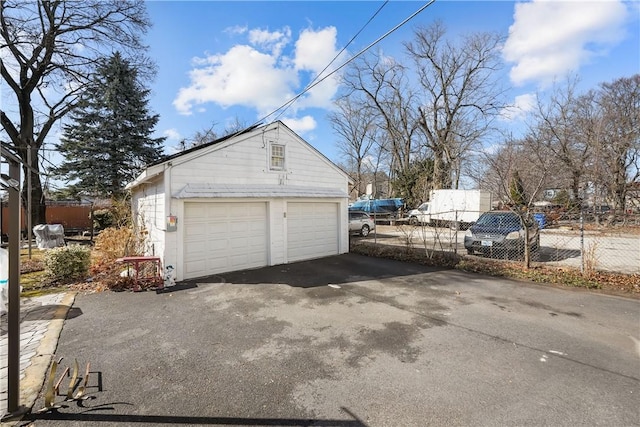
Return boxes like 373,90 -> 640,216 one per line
7,156 -> 21,413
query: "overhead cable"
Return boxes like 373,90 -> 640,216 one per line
258,0 -> 437,126
272,0 -> 390,122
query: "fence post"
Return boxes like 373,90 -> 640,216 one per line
454,210 -> 458,254
580,208 -> 585,274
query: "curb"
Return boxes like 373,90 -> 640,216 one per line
21,292 -> 76,409
2,291 -> 76,425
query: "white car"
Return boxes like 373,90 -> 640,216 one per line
349,210 -> 375,237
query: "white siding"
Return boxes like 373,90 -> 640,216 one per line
168,125 -> 347,197
132,176 -> 166,259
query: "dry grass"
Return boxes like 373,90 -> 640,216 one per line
351,240 -> 640,299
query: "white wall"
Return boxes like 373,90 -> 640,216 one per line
168,124 -> 347,193
131,175 -> 166,260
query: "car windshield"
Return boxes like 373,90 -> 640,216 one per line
476,212 -> 521,228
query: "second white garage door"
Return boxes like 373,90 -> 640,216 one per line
183,202 -> 268,279
287,202 -> 339,263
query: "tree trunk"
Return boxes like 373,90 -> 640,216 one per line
17,97 -> 47,227
21,166 -> 46,228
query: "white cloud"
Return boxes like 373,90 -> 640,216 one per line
282,115 -> 317,134
224,25 -> 247,36
294,27 -> 339,73
173,44 -> 297,116
173,25 -> 343,120
500,93 -> 536,121
163,128 -> 182,141
503,0 -> 629,86
293,27 -> 344,111
249,27 -> 291,56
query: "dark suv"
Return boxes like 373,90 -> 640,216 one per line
464,211 -> 540,259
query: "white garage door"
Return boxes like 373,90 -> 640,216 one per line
183,202 -> 268,279
287,202 -> 339,263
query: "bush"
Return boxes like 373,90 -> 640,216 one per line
44,245 -> 91,284
88,226 -> 148,292
92,197 -> 133,230
92,227 -> 145,263
93,208 -> 116,230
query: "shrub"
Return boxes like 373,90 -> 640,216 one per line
44,245 -> 91,284
93,208 -> 116,230
89,226 -> 148,292
92,227 -> 145,263
92,197 -> 133,230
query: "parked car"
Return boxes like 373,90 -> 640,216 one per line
464,211 -> 539,259
349,210 -> 375,237
407,203 -> 429,225
348,198 -> 404,220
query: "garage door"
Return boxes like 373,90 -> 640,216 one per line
183,202 -> 268,279
287,202 -> 339,263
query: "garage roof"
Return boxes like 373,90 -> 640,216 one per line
174,183 -> 348,199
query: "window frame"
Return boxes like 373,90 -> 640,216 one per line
270,143 -> 286,171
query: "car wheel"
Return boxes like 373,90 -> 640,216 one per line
360,225 -> 370,237
466,248 -> 473,255
409,216 -> 417,225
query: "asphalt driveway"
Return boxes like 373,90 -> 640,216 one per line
27,253 -> 639,426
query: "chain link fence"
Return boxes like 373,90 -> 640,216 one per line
356,209 -> 640,276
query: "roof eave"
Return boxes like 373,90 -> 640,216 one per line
126,164 -> 165,190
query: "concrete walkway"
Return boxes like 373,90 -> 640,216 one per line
0,292 -> 75,423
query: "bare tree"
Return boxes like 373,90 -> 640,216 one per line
329,96 -> 377,197
183,121 -> 219,150
480,135 -> 555,268
223,116 -> 250,136
405,21 -> 506,190
342,52 -> 421,192
594,74 -> 640,213
1,0 -> 151,225
531,76 -> 591,206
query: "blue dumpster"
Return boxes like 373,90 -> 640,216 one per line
533,213 -> 547,229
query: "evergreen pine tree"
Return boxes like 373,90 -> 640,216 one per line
509,170 -> 527,208
55,52 -> 165,198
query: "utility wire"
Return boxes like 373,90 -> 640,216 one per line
257,0 -> 437,127
272,0 -> 389,122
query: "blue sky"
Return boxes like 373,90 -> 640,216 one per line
144,0 -> 639,162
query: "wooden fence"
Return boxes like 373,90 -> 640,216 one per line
1,203 -> 93,236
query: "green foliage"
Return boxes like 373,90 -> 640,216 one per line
509,170 -> 527,207
93,209 -> 116,230
54,52 -> 165,199
93,197 -> 133,230
46,187 -> 82,202
44,246 -> 91,284
392,158 -> 434,208
551,189 -> 580,211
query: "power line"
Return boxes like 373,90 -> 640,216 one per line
272,0 -> 390,122
258,0 -> 437,127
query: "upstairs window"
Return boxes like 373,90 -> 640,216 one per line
270,144 -> 285,170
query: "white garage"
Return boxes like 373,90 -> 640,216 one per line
127,121 -> 351,282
